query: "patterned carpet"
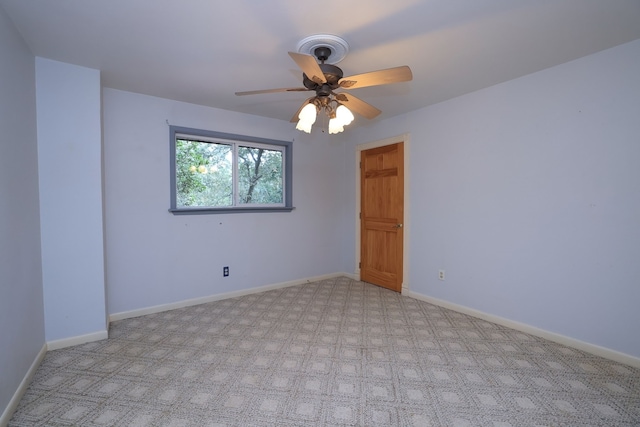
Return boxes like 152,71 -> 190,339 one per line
9,277 -> 640,426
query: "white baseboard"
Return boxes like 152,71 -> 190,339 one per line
343,272 -> 360,281
46,330 -> 108,351
0,344 -> 47,427
110,272 -> 355,322
404,290 -> 640,369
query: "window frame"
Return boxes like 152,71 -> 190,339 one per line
169,125 -> 293,215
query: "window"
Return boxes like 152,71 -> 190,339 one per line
169,126 -> 293,214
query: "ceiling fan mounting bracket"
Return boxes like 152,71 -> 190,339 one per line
314,46 -> 332,62
295,34 -> 349,64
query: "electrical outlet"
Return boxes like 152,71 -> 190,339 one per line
223,266 -> 229,277
438,270 -> 445,281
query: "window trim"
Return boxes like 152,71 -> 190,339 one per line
169,125 -> 293,215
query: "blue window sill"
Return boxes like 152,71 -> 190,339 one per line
169,207 -> 295,215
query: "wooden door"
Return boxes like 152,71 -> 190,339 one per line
360,142 -> 404,292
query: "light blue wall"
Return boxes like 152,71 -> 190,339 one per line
347,39 -> 640,358
0,6 -> 45,416
2,4 -> 639,418
36,58 -> 107,342
102,89 -> 346,315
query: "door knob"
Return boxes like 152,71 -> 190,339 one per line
394,223 -> 403,228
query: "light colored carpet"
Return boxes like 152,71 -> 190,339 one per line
9,277 -> 640,426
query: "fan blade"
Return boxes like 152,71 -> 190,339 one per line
339,66 -> 412,89
235,87 -> 309,96
288,52 -> 326,85
290,97 -> 316,123
335,92 -> 381,120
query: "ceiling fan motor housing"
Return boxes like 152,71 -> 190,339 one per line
302,63 -> 343,94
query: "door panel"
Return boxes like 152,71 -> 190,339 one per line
360,142 -> 404,292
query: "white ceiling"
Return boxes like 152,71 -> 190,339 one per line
2,0 -> 640,127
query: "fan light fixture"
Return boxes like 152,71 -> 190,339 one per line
296,97 -> 354,134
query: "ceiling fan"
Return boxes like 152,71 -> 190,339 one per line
235,38 -> 412,134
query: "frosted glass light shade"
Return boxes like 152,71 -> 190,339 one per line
298,103 -> 317,123
296,103 -> 317,133
336,105 -> 354,125
296,119 -> 313,133
328,118 -> 344,134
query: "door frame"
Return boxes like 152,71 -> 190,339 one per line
355,133 -> 410,293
